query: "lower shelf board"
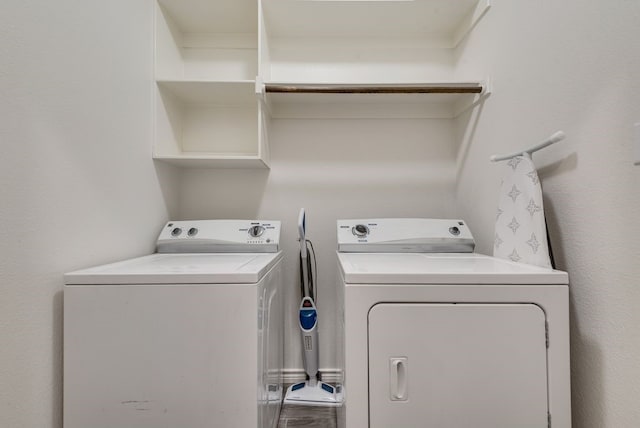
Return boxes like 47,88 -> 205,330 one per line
153,154 -> 270,169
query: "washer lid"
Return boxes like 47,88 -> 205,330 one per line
338,252 -> 568,285
64,252 -> 282,285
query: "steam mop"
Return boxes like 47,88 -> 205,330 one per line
283,209 -> 343,406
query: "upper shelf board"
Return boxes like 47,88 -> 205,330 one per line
156,80 -> 257,106
157,0 -> 257,34
262,0 -> 490,47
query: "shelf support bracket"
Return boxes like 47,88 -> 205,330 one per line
453,0 -> 491,47
453,78 -> 492,118
255,76 -> 265,101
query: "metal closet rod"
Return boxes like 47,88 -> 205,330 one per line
490,131 -> 566,162
264,84 -> 483,94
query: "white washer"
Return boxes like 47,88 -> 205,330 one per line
337,218 -> 571,428
64,220 -> 284,428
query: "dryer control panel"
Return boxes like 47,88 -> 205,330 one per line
337,218 -> 474,253
157,220 -> 281,253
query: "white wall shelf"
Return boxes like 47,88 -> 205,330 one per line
154,79 -> 270,169
260,0 -> 490,84
157,80 -> 257,105
155,0 -> 258,81
261,0 -> 489,47
153,0 -> 490,168
153,0 -> 267,168
152,153 -> 269,169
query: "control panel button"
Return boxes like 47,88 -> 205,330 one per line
352,224 -> 369,237
300,309 -> 317,330
449,226 -> 460,236
248,225 -> 265,238
171,227 -> 182,237
188,227 -> 198,237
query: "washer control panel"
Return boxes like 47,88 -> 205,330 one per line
157,220 -> 281,253
337,218 -> 475,253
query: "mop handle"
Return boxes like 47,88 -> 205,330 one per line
298,208 -> 311,298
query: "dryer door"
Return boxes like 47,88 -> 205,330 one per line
368,303 -> 548,428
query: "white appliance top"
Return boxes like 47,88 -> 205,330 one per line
337,218 -> 475,253
65,252 -> 282,285
157,220 -> 280,253
338,252 -> 568,285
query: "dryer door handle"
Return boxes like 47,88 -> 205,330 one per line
389,357 -> 408,401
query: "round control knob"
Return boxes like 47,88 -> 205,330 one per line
352,224 -> 369,237
449,226 -> 460,236
248,225 -> 265,238
188,227 -> 198,237
171,227 -> 182,237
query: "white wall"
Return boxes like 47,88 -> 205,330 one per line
179,118 -> 459,372
0,1 -> 178,427
454,1 -> 640,426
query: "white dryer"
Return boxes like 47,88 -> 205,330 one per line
337,218 -> 570,428
64,220 -> 284,428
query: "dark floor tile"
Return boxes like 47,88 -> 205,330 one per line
278,403 -> 338,428
280,404 -> 337,419
282,417 -> 337,428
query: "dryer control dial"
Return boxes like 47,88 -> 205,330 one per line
353,224 -> 369,237
248,225 -> 265,238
